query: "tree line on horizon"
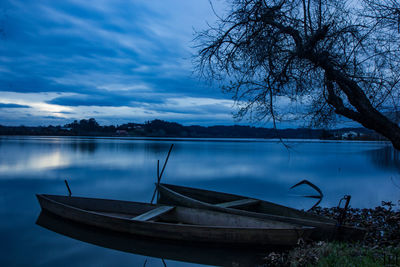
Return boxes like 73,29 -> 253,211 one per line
0,118 -> 384,140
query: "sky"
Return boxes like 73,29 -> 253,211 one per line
0,0 -> 242,126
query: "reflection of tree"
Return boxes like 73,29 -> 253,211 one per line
144,143 -> 175,154
367,146 -> 400,172
70,140 -> 98,154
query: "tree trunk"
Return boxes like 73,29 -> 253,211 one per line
310,53 -> 400,150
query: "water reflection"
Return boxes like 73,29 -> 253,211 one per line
69,139 -> 99,154
36,211 -> 264,267
2,137 -> 400,266
0,150 -> 71,174
366,146 -> 400,172
144,142 -> 175,154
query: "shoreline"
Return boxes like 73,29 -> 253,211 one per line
0,134 -> 391,144
262,204 -> 400,266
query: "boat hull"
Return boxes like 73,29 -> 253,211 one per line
37,194 -> 312,246
36,211 -> 266,266
157,183 -> 365,241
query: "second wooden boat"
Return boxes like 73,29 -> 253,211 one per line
156,183 -> 366,241
36,194 -> 313,246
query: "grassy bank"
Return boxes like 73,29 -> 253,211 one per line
269,241 -> 400,267
314,242 -> 399,267
262,204 -> 400,266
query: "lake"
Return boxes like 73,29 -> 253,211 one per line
1,136 -> 399,266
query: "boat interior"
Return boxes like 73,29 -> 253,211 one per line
41,194 -> 308,229
159,184 -> 336,223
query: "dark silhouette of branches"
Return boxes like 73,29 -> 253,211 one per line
195,0 -> 400,150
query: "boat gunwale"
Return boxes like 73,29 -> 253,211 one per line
37,194 -> 313,231
157,183 -> 366,234
157,184 -> 332,224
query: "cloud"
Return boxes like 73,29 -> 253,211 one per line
0,103 -> 30,108
0,76 -> 88,93
47,94 -> 132,107
150,97 -> 234,115
46,90 -> 167,107
0,0 -> 238,125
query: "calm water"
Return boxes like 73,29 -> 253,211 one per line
1,136 -> 400,266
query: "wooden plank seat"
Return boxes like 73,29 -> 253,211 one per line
215,198 -> 260,208
131,205 -> 175,221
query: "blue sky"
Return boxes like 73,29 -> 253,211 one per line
0,0 -> 240,126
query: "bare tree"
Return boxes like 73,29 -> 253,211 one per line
196,0 -> 400,149
363,0 -> 400,33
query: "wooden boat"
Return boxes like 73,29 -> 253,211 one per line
36,211 -> 266,266
36,194 -> 313,246
156,183 -> 366,241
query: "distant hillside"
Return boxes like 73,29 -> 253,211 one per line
0,118 -> 386,141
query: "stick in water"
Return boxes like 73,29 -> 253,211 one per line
290,179 -> 323,210
64,179 -> 72,197
151,144 -> 174,203
158,144 -> 174,183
